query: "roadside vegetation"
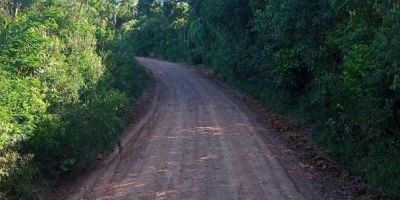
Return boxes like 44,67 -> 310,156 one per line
0,0 -> 147,199
132,0 -> 400,197
1,0 -> 399,198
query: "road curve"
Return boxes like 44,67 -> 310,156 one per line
62,58 -> 339,200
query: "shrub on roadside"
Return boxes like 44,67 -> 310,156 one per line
0,1 -> 147,199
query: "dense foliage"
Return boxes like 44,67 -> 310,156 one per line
132,0 -> 400,197
0,0 -> 146,199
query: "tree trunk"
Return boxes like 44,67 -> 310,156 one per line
13,2 -> 21,18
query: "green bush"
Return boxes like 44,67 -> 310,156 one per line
0,1 -> 147,199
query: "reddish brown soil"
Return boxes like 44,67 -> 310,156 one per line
56,58 -> 353,200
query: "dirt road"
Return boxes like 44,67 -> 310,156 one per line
60,58 -> 344,200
